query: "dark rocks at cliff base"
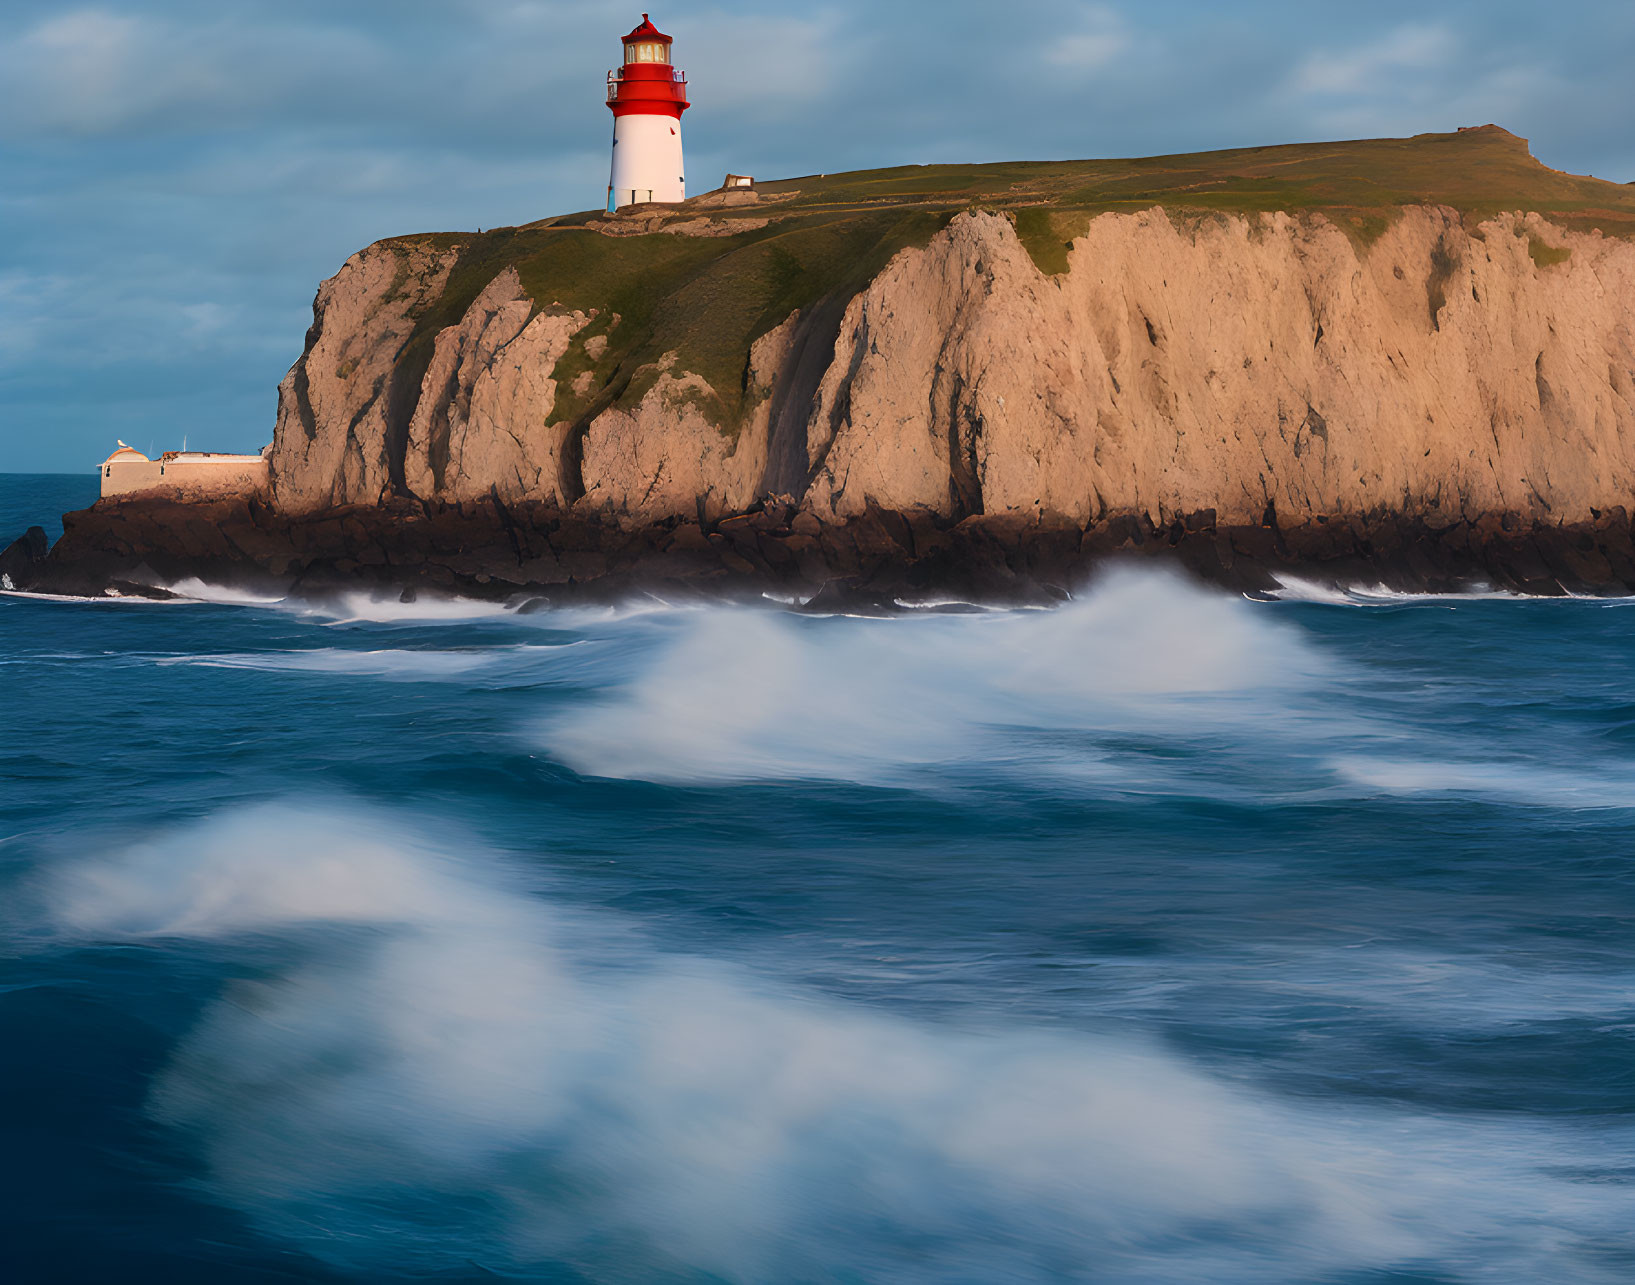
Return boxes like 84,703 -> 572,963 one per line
0,526 -> 48,589
794,580 -> 903,617
8,498 -> 1635,608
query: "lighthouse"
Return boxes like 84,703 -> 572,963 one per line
606,14 -> 689,210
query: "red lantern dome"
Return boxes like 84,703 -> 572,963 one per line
608,13 -> 689,119
622,14 -> 670,45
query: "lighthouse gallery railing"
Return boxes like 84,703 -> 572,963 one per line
607,68 -> 687,102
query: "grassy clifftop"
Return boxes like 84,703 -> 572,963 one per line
757,124 -> 1635,227
379,127 -> 1635,435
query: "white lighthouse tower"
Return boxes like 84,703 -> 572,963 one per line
606,14 -> 689,210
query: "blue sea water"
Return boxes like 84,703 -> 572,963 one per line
2,472 -> 1633,1283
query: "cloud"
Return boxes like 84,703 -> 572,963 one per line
0,7 -> 376,138
4,8 -> 235,135
1280,18 -> 1567,143
1042,6 -> 1131,70
1291,23 -> 1457,97
681,9 -> 851,111
178,300 -> 233,341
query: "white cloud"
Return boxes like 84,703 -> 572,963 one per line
1043,7 -> 1131,71
0,6 -> 384,138
23,8 -> 141,80
5,8 -> 216,134
179,301 -> 231,341
1281,21 -> 1565,145
1291,23 -> 1456,97
679,9 -> 851,111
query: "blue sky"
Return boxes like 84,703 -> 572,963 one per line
2,1 -> 1632,473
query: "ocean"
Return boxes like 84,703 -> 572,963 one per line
2,471 -> 1632,1283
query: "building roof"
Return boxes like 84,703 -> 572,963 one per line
102,442 -> 150,467
623,13 -> 671,43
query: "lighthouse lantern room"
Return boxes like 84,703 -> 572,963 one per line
606,14 -> 689,210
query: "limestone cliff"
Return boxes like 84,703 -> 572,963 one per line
270,204 -> 1635,533
801,206 -> 1635,528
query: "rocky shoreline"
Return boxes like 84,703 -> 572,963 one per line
7,496 -> 1635,608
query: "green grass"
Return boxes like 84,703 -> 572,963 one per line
1012,207 -> 1072,275
378,126 -> 1635,439
1528,235 -> 1573,268
757,127 -> 1635,236
389,209 -> 953,441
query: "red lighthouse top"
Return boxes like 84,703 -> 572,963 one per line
608,13 -> 688,118
623,14 -> 671,46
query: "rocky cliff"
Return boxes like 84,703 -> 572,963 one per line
17,128 -> 1635,601
269,204 -> 1635,532
266,133 -> 1635,538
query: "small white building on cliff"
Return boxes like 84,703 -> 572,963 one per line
99,442 -> 269,501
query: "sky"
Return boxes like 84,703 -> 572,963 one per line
2,1 -> 1632,473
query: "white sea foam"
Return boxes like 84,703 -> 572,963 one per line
542,568 -> 1337,784
281,590 -> 521,625
161,578 -> 291,606
1266,574 -> 1542,604
152,647 -> 505,679
269,589 -> 701,629
37,802 -> 1635,1282
0,588 -> 182,605
1266,574 -> 1635,606
1332,756 -> 1635,809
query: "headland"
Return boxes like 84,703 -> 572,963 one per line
9,126 -> 1635,604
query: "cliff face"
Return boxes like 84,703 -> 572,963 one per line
400,268 -> 591,506
272,240 -> 456,512
803,206 -> 1635,526
270,206 -> 1635,531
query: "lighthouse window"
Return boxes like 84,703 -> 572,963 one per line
626,41 -> 665,63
